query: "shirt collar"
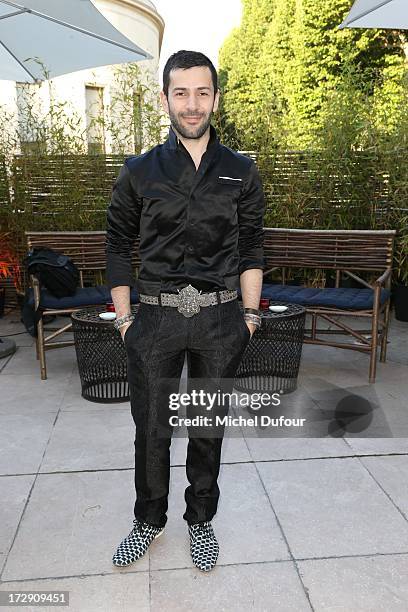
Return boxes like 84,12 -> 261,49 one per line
165,123 -> 219,153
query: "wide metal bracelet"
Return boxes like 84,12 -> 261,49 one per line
245,321 -> 261,328
113,313 -> 135,330
244,313 -> 261,327
244,307 -> 260,316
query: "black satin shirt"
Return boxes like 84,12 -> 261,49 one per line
105,124 -> 265,295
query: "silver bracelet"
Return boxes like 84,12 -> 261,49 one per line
244,313 -> 261,328
113,313 -> 135,330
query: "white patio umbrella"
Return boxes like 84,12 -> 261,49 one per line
339,0 -> 408,29
0,0 -> 152,82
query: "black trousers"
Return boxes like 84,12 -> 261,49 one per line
124,297 -> 251,528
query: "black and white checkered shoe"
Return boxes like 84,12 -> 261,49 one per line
112,518 -> 164,566
188,521 -> 219,572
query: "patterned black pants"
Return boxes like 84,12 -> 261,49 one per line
124,297 -> 250,528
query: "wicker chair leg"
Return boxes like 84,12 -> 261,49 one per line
32,275 -> 43,366
37,316 -> 47,380
369,339 -> 378,384
380,300 -> 390,363
369,289 -> 380,383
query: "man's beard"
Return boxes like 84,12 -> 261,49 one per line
168,106 -> 213,140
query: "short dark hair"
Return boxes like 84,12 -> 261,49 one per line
162,50 -> 218,97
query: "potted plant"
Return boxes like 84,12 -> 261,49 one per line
0,234 -> 22,315
0,233 -> 21,358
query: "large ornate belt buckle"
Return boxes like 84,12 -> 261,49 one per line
177,284 -> 202,317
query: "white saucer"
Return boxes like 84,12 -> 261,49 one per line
268,305 -> 288,313
99,312 -> 116,320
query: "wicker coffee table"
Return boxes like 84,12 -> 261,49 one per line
234,301 -> 306,394
71,304 -> 139,403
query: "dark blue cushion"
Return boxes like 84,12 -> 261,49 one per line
27,285 -> 139,309
238,284 -> 390,310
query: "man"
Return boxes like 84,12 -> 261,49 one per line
106,50 -> 265,572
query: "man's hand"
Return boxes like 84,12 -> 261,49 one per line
110,286 -> 132,342
246,322 -> 257,338
240,268 -> 263,339
120,321 -> 132,341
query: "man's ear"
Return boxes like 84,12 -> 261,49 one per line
160,91 -> 169,115
213,88 -> 220,113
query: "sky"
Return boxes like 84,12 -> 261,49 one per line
152,0 -> 243,82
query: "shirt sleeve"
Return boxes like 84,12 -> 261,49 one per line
105,161 -> 142,290
237,160 -> 266,275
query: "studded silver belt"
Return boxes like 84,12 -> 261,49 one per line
139,284 -> 238,318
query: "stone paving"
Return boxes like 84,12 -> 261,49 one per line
0,309 -> 407,611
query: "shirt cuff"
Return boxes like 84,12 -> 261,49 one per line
238,256 -> 266,275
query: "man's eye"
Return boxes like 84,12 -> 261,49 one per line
200,92 -> 209,96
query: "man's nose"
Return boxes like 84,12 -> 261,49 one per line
185,94 -> 200,113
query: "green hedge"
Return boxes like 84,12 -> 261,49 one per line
1,148 -> 407,291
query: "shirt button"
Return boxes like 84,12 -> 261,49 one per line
186,245 -> 194,254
